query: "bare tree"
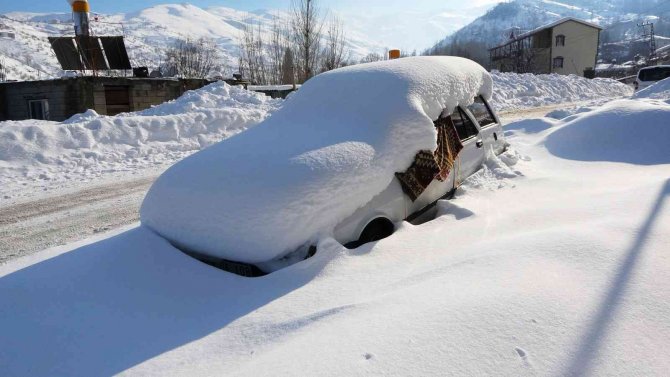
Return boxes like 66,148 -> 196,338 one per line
239,23 -> 268,84
291,0 -> 325,82
282,47 -> 296,87
267,17 -> 293,84
164,38 -> 219,79
0,57 -> 6,82
360,52 -> 384,64
320,15 -> 348,72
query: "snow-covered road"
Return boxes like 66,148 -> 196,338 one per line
0,103 -> 585,263
0,175 -> 155,263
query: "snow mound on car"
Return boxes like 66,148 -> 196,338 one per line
141,56 -> 492,264
633,77 -> 670,101
544,99 -> 670,165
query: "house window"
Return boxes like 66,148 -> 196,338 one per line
555,34 -> 565,47
28,99 -> 49,120
553,57 -> 564,69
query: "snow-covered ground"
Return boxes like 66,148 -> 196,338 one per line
0,82 -> 281,202
0,81 -> 668,376
0,72 -> 631,204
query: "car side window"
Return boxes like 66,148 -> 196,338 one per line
466,96 -> 497,128
451,106 -> 479,141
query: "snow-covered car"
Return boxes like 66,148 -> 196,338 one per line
141,56 -> 505,276
635,65 -> 670,91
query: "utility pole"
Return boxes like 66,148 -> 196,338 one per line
638,21 -> 657,65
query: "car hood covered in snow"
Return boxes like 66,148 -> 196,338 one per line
140,56 -> 492,264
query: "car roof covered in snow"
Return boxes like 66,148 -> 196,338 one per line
140,56 -> 492,264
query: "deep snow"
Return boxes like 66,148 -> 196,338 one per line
0,82 -> 281,202
1,91 -> 669,376
491,72 -> 633,111
0,70 -> 631,205
633,77 -> 670,101
141,56 -> 493,264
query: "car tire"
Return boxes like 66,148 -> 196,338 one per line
358,218 -> 395,245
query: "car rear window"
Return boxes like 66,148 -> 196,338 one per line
467,96 -> 497,128
639,67 -> 670,82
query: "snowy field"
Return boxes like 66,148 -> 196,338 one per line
0,73 -> 631,204
1,77 -> 668,375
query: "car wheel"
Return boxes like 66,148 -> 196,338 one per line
358,218 -> 395,245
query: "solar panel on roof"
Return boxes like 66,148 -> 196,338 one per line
48,37 -> 84,71
77,36 -> 109,71
100,36 -> 132,70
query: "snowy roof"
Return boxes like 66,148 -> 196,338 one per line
491,17 -> 603,50
141,56 -> 493,264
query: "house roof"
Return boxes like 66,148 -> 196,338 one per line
490,17 -> 603,51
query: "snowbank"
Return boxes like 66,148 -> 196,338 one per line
0,82 -> 281,197
141,56 -> 493,264
491,72 -> 633,111
545,99 -> 670,165
2,94 -> 670,376
633,77 -> 670,100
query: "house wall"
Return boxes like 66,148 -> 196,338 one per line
0,79 -> 93,122
0,77 -> 211,121
551,20 -> 600,76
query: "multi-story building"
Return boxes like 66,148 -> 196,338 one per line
489,18 -> 602,77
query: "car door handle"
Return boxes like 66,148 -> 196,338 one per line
476,140 -> 484,148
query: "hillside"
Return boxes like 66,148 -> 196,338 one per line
0,4 -> 385,81
427,0 -> 670,66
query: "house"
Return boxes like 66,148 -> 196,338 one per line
0,30 -> 16,39
489,18 -> 602,77
0,77 -> 212,122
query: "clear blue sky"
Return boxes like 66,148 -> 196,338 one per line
0,0 -> 501,15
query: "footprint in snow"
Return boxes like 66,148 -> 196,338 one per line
364,353 -> 374,360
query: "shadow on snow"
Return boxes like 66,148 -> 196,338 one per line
0,227 -> 329,376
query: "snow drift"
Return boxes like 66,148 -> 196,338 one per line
141,56 -> 492,264
0,82 -> 281,189
545,99 -> 670,165
633,77 -> 670,101
490,72 -> 632,111
3,90 -> 670,376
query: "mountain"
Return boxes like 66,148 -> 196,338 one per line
427,0 -> 670,66
0,3 -> 388,81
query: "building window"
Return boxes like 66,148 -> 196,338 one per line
553,57 -> 564,69
555,34 -> 565,47
28,99 -> 49,120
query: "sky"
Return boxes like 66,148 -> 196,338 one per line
0,0 -> 503,15
0,0 -> 504,50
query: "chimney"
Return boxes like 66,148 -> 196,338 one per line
67,0 -> 90,36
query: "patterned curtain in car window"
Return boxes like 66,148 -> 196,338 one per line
395,115 -> 464,201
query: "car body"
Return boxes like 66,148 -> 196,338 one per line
635,65 -> 670,91
141,56 -> 505,276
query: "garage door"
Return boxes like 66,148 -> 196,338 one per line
104,86 -> 130,115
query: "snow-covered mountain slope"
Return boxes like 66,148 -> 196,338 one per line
428,0 -> 670,62
0,3 -> 386,81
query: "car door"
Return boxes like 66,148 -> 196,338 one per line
451,106 -> 485,185
466,95 -> 505,155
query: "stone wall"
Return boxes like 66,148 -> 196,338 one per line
0,78 -> 92,121
0,77 -> 211,121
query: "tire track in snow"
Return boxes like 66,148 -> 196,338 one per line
0,176 -> 156,263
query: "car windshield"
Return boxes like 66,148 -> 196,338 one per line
639,67 -> 670,82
